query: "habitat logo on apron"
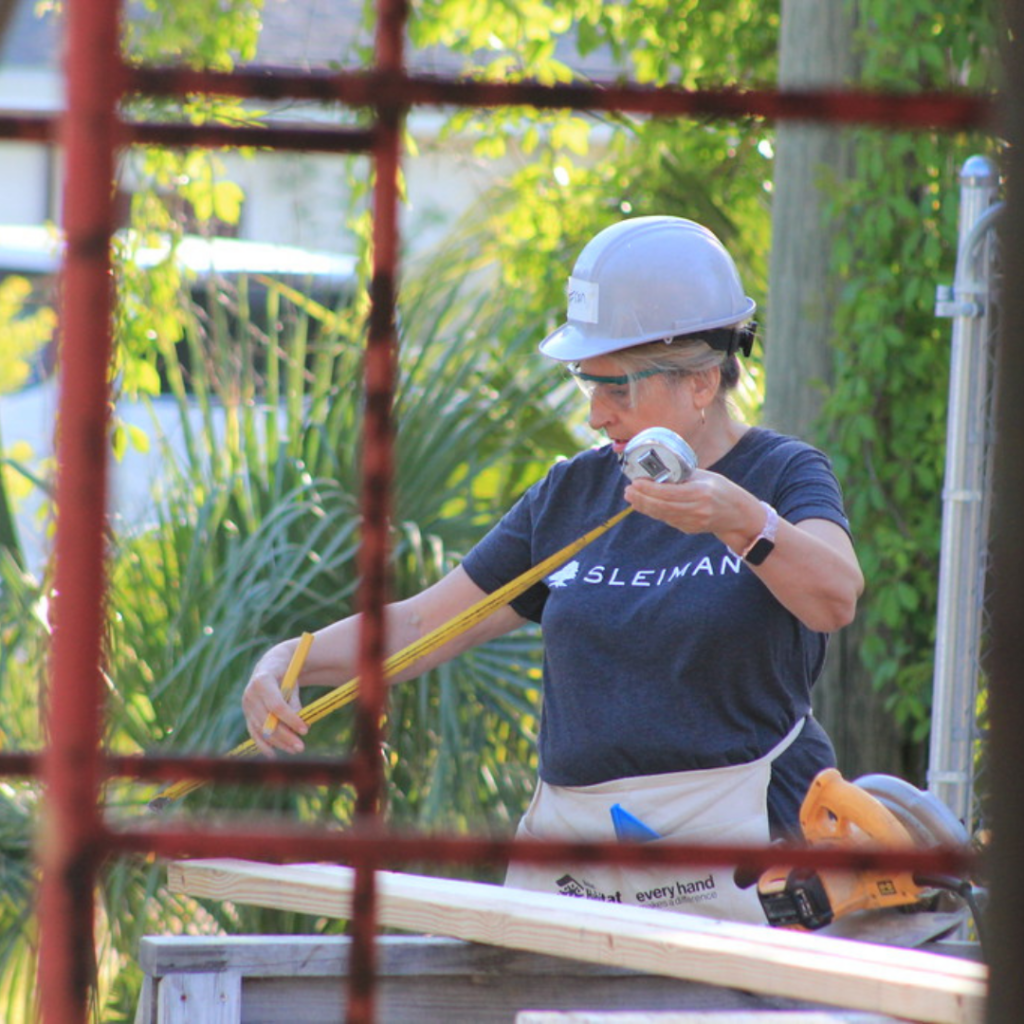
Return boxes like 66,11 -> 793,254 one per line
555,873 -> 622,902
554,870 -> 721,910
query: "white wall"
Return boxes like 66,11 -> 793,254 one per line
0,142 -> 54,223
0,127 -> 516,259
178,125 -> 517,258
0,66 -> 61,222
0,67 -> 60,112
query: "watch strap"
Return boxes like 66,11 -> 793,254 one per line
741,501 -> 779,566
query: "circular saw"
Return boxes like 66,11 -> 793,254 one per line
757,768 -> 974,932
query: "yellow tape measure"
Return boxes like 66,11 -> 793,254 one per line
150,504 -> 634,808
261,631 -> 314,737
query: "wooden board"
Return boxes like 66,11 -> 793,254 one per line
155,971 -> 240,1023
515,1016 -> 886,1024
168,859 -> 986,1024
137,935 -> 885,1024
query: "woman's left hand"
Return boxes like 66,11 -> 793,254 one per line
624,468 -> 755,540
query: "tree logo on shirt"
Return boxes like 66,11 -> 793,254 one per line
546,560 -> 580,588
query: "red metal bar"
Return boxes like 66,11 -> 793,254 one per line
343,3 -> 409,1019
110,823 -> 979,881
356,0 -> 406,820
0,114 -> 56,141
10,749 -> 360,795
108,753 -> 361,789
125,65 -> 994,131
127,121 -> 378,152
0,752 -> 39,776
0,116 -> 376,151
0,84 -> 994,153
36,0 -> 123,1020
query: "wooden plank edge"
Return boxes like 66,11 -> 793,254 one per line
513,1015 -> 894,1024
138,934 -> 660,980
171,860 -> 984,979
513,1015 -> 895,1024
167,859 -> 985,1024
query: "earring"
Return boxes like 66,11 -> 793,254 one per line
700,407 -> 706,426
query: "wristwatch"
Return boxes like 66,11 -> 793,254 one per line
741,501 -> 779,566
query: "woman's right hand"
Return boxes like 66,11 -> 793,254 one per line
241,641 -> 310,756
238,568 -> 524,758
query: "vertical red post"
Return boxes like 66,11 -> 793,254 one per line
346,2 -> 408,1021
37,0 -> 122,1020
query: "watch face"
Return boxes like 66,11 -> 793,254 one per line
745,537 -> 775,566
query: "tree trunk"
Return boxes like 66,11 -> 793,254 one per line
764,0 -> 906,780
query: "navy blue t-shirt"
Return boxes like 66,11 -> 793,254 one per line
462,427 -> 850,832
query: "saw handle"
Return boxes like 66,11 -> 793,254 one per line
800,768 -> 915,848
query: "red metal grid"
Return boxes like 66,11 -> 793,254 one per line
0,0 -> 1016,1021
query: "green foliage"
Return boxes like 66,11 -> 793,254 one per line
124,0 -> 263,68
412,0 -> 779,87
115,0 -> 268,409
103,266 -> 574,825
419,0 -> 779,427
0,276 -> 57,568
0,277 -> 56,395
0,784 -> 37,1024
820,0 -> 1000,739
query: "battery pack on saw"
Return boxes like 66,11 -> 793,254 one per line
758,868 -> 836,929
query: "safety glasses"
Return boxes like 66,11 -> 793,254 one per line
567,365 -> 676,409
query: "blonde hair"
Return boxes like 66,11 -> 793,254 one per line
612,337 -> 740,405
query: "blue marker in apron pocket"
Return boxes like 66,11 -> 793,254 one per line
610,803 -> 661,843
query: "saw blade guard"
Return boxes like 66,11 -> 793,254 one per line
852,773 -> 970,850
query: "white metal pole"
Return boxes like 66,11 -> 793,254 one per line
928,154 -> 1001,827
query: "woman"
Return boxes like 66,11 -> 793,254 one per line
242,216 -> 864,923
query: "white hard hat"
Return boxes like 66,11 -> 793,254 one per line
539,216 -> 756,362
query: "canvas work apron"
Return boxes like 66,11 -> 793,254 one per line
504,717 -> 806,924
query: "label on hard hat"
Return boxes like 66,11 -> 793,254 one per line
566,276 -> 599,323
621,428 -> 697,484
